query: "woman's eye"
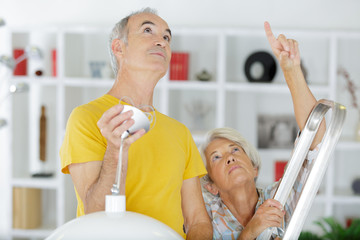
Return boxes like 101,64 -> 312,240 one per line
232,147 -> 240,153
212,155 -> 221,161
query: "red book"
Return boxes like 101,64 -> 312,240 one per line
178,53 -> 183,79
183,53 -> 189,80
52,49 -> 57,77
170,52 -> 178,80
177,53 -> 182,80
13,49 -> 27,76
274,160 -> 288,181
170,52 -> 189,80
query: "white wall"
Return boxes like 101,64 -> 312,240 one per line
1,0 -> 360,31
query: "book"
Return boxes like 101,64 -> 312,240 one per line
170,52 -> 189,80
274,160 -> 288,181
13,49 -> 27,76
52,49 -> 57,77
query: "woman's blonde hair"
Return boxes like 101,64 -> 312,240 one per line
199,127 -> 261,185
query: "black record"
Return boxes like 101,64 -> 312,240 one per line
244,51 -> 277,82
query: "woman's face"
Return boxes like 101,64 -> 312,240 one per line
205,138 -> 258,194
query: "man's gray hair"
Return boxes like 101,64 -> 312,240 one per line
108,7 -> 158,77
199,127 -> 261,185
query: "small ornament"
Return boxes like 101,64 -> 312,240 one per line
244,51 -> 276,83
32,105 -> 53,178
40,105 -> 46,162
352,178 -> 360,194
35,70 -> 43,76
196,69 -> 212,81
185,99 -> 212,131
89,61 -> 106,78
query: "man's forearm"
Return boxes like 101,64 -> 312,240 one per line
186,222 -> 213,240
84,146 -> 119,214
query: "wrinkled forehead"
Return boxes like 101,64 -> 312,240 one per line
128,12 -> 170,32
205,138 -> 234,160
207,138 -> 235,150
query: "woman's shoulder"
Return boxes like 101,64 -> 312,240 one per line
202,184 -> 220,203
259,182 -> 280,201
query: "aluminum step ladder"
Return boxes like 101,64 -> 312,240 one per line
258,99 -> 346,240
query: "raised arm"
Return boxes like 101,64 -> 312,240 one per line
69,104 -> 145,214
264,21 -> 326,149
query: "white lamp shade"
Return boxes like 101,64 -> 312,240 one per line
46,211 -> 183,240
120,105 -> 151,138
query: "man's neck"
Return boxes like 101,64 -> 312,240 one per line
108,70 -> 161,107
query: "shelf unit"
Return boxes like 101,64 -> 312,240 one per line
1,25 -> 360,239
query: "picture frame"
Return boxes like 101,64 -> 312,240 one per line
257,114 -> 298,149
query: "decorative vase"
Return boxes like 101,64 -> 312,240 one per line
352,178 -> 360,194
196,69 -> 212,81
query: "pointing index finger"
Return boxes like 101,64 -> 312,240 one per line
264,21 -> 276,45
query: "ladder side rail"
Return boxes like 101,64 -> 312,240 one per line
275,101 -> 331,205
283,101 -> 346,240
258,99 -> 345,240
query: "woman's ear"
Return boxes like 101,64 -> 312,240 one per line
254,167 -> 259,178
204,182 -> 219,196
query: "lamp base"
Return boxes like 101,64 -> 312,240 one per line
45,211 -> 183,240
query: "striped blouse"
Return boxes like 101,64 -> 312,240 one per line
202,138 -> 321,240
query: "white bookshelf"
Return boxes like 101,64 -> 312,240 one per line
1,25 -> 360,239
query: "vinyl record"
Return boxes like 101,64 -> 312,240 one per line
244,51 -> 277,82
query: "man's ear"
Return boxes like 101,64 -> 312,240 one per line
204,182 -> 219,196
111,38 -> 125,56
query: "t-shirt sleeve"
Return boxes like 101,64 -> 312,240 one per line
60,106 -> 107,174
183,129 -> 207,180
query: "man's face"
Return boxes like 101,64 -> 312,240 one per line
121,13 -> 172,75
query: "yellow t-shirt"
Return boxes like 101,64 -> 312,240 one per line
60,94 -> 207,238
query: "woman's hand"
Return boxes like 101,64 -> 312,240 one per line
264,21 -> 301,72
239,199 -> 285,240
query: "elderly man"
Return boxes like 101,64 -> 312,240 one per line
60,8 -> 212,239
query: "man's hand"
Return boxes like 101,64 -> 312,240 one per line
70,104 -> 145,214
239,199 -> 285,240
97,104 -> 145,153
264,21 -> 300,71
97,103 -> 146,194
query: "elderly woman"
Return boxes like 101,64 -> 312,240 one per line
199,22 -> 326,240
